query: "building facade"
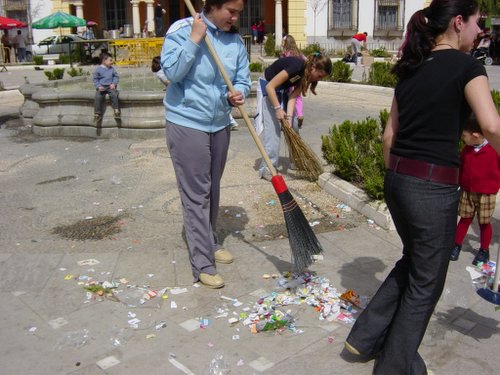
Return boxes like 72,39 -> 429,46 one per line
300,0 -> 429,48
3,1 -> 434,48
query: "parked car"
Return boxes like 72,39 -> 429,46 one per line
30,34 -> 87,56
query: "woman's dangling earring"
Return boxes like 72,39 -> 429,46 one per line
458,30 -> 461,46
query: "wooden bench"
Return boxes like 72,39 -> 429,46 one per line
42,54 -> 60,65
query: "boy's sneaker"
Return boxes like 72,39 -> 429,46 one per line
114,109 -> 121,119
472,248 -> 489,266
94,113 -> 102,122
450,244 -> 461,261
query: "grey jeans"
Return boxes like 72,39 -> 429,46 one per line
94,87 -> 120,114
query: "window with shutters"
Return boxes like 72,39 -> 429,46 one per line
374,0 -> 404,37
328,0 -> 359,37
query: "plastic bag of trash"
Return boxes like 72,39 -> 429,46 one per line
208,353 -> 230,375
56,329 -> 93,349
115,286 -> 161,308
109,326 -> 134,347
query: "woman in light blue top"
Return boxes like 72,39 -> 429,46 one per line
160,0 -> 250,289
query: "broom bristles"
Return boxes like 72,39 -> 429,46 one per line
272,175 -> 323,271
281,121 -> 324,181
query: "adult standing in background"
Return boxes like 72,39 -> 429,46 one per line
257,19 -> 265,44
14,30 -> 26,62
350,31 -> 367,65
1,30 -> 11,63
155,1 -> 167,37
160,0 -> 250,289
345,1 -> 500,374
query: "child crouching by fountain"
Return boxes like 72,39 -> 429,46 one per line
152,56 -> 169,88
93,52 -> 120,122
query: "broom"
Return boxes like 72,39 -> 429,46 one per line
281,118 -> 324,181
183,0 -> 323,271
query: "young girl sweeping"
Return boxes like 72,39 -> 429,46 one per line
255,52 -> 332,180
280,35 -> 306,130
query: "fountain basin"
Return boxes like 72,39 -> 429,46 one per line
20,75 -> 257,139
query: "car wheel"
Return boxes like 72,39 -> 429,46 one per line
485,57 -> 493,65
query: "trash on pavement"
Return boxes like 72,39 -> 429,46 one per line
109,326 -> 134,347
209,353 -> 230,375
56,329 -> 93,349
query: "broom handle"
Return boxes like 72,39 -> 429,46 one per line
494,240 -> 500,292
183,0 -> 277,176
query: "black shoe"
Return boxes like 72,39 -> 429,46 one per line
450,244 -> 461,261
472,248 -> 489,266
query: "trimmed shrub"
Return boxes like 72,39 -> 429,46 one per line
367,62 -> 397,88
370,47 -> 391,57
330,60 -> 352,83
67,67 -> 89,77
301,43 -> 323,57
44,68 -> 65,80
491,89 -> 500,111
33,55 -> 44,65
264,33 -> 278,56
249,62 -> 264,72
59,54 -> 70,64
321,111 -> 387,200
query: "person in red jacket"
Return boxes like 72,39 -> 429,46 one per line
450,113 -> 500,264
350,31 -> 367,65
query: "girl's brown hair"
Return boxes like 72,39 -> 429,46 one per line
281,34 -> 301,57
300,53 -> 332,96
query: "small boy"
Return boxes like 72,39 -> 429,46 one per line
151,55 -> 169,87
450,113 -> 500,265
93,52 -> 120,122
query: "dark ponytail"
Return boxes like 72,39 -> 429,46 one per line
393,0 -> 479,79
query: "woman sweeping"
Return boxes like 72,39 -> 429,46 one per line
160,0 -> 250,289
255,53 -> 332,181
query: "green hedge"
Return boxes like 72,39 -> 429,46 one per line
264,33 -> 280,57
321,110 -> 388,200
249,62 -> 264,72
44,68 -> 65,80
330,60 -> 352,83
367,62 -> 397,88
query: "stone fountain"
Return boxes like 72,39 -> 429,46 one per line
20,69 -> 258,139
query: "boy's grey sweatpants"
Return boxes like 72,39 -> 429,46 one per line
166,121 -> 231,281
94,87 -> 120,114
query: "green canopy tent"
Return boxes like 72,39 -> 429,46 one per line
32,11 -> 86,33
32,11 -> 86,55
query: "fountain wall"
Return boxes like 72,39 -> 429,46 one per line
20,72 -> 257,139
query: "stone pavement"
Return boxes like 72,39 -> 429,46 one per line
0,65 -> 500,375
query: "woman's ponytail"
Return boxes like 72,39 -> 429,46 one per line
301,52 -> 332,96
393,0 -> 479,79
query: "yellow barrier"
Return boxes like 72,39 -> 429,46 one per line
109,38 -> 164,66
